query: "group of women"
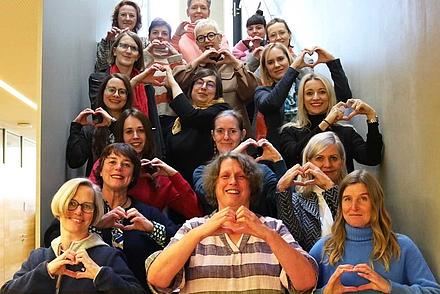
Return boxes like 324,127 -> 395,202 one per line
2,0 -> 439,293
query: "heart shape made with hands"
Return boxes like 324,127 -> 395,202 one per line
246,144 -> 264,159
292,167 -> 316,186
150,40 -> 170,57
208,51 -> 225,62
222,219 -> 246,233
304,50 -> 319,66
242,37 -> 264,50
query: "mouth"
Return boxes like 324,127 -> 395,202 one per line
225,189 -> 240,195
69,217 -> 84,223
110,174 -> 124,179
108,98 -> 121,103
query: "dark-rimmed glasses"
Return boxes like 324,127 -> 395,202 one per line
68,199 -> 95,214
196,32 -> 219,44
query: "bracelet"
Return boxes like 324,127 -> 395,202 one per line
323,119 -> 331,126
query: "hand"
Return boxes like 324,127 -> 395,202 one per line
147,158 -> 177,177
73,108 -> 94,125
193,48 -> 220,66
325,101 -> 347,124
309,46 -> 335,65
94,206 -> 127,229
234,206 -> 270,239
195,207 -> 237,239
277,164 -> 314,192
217,49 -> 241,68
93,107 -> 114,128
344,98 -> 377,120
47,249 -> 78,278
323,264 -> 359,294
251,46 -> 264,60
291,49 -> 312,69
353,264 -> 391,293
302,162 -> 335,190
74,249 -> 102,280
174,21 -> 189,37
132,63 -> 166,87
105,27 -> 127,41
123,207 -> 154,233
255,138 -> 283,162
233,138 -> 258,154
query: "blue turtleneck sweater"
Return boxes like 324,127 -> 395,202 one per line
309,224 -> 440,293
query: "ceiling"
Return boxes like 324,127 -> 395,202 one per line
0,1 -> 42,140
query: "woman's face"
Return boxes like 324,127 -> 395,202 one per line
303,79 -> 330,115
113,35 -> 140,68
342,183 -> 372,228
267,22 -> 291,48
215,158 -> 251,210
60,185 -> 95,239
212,115 -> 244,154
149,25 -> 170,42
100,152 -> 134,192
191,75 -> 217,105
123,116 -> 146,155
187,0 -> 210,23
103,78 -> 128,114
247,24 -> 266,39
195,25 -> 221,51
117,5 -> 137,31
265,47 -> 290,82
309,144 -> 343,183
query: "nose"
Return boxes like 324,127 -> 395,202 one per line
73,204 -> 83,214
228,175 -> 237,185
351,200 -> 359,211
312,92 -> 319,100
197,7 -> 201,12
132,130 -> 139,138
274,60 -> 280,67
200,81 -> 207,89
322,158 -> 331,167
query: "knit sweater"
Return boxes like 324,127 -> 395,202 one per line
309,224 -> 440,293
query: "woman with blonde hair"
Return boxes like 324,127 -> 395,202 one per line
1,178 -> 144,293
280,71 -> 383,171
309,170 -> 440,293
277,131 -> 346,251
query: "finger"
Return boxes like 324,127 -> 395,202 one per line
62,269 -> 78,279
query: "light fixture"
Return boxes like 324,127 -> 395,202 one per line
0,80 -> 38,110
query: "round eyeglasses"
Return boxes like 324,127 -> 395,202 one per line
68,199 -> 95,214
196,32 -> 219,44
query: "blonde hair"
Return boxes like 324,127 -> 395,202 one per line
259,43 -> 293,86
323,170 -> 401,271
297,132 -> 347,196
51,178 -> 104,226
194,18 -> 220,36
282,73 -> 336,130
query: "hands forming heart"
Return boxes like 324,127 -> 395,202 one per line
242,36 -> 264,51
47,248 -> 101,280
134,63 -> 167,87
277,163 -> 335,192
234,138 -> 282,162
73,107 -> 113,127
95,206 -> 154,233
327,99 -> 377,124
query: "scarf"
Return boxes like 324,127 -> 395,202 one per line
110,64 -> 149,117
313,185 -> 334,237
171,97 -> 225,135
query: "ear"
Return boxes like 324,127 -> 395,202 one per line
241,129 -> 247,140
211,129 -> 215,140
113,47 -> 117,56
186,8 -> 190,17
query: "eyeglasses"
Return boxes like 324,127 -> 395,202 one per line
118,42 -> 139,52
196,32 -> 219,44
213,128 -> 240,137
68,199 -> 95,214
194,79 -> 216,90
105,87 -> 128,96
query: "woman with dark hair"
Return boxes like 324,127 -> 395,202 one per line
1,178 -> 144,293
147,152 -> 317,293
67,73 -> 133,176
310,170 -> 440,293
277,131 -> 347,251
280,72 -> 382,171
93,143 -> 178,292
165,65 -> 230,185
89,108 -> 202,220
95,0 -> 146,72
233,9 -> 266,72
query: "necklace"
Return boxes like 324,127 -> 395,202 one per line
120,197 -> 130,209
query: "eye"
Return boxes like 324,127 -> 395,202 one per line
319,90 -> 327,95
137,128 -> 145,133
230,129 -> 238,135
330,156 -> 340,161
122,162 -> 132,168
124,129 -> 133,135
108,160 -> 117,165
314,156 -> 324,161
305,91 -> 314,96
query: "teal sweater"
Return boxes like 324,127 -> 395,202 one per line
309,224 -> 440,293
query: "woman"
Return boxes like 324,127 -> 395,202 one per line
93,143 -> 178,291
310,170 -> 440,293
173,18 -> 258,135
232,9 -> 266,72
89,108 -> 201,220
1,178 -> 144,293
277,131 -> 347,251
67,73 -> 133,176
147,153 -> 317,293
165,66 -> 230,185
193,109 -> 286,217
255,43 -> 352,149
280,73 -> 383,171
95,0 -> 146,72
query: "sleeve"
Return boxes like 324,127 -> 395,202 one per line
276,190 -> 304,248
389,236 -> 440,294
169,93 -> 230,130
245,53 -> 260,73
95,39 -> 112,72
348,123 -> 383,166
322,186 -> 339,217
327,58 -> 352,102
162,173 -> 202,218
88,160 -> 101,184
0,249 -> 57,293
66,122 -> 92,169
309,239 -> 328,290
232,40 -> 248,61
93,249 -> 146,293
255,67 -> 299,114
258,163 -> 285,217
234,63 -> 259,104
280,126 -> 323,167
192,165 -> 215,215
142,205 -> 179,245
